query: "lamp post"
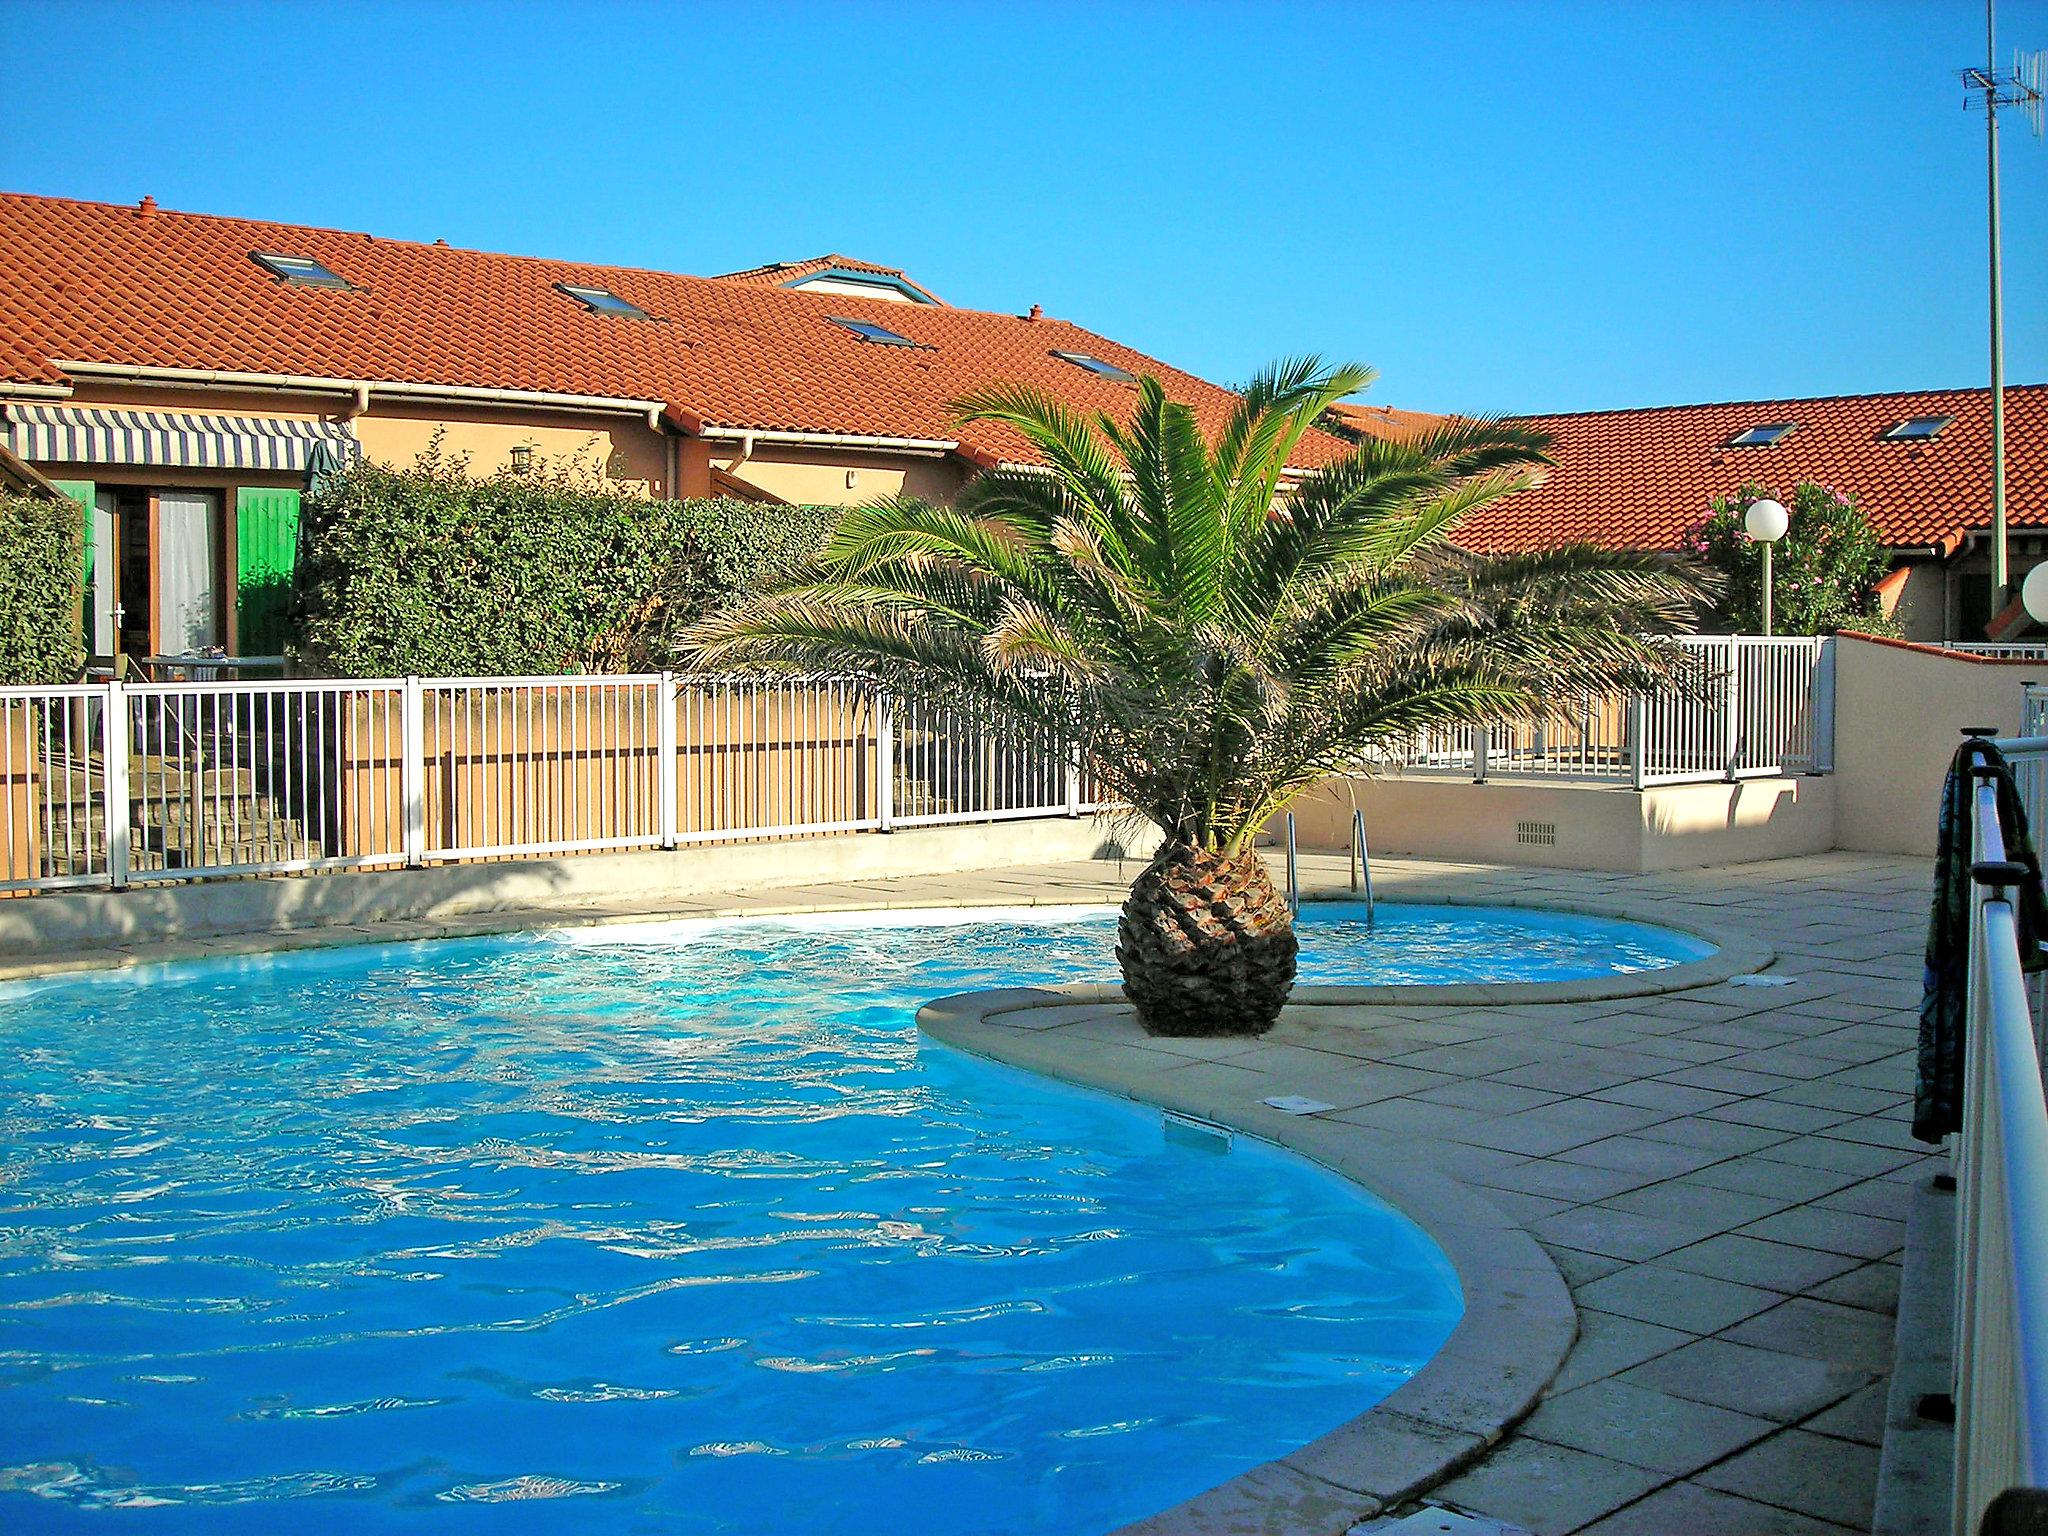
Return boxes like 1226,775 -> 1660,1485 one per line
1745,497 -> 1789,637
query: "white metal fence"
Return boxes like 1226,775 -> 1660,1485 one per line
1953,746 -> 2048,1533
0,673 -> 1104,895
1389,635 -> 1835,787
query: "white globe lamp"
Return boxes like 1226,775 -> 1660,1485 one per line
2023,563 -> 2048,626
1744,498 -> 1789,635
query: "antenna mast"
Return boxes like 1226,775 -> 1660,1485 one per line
1962,0 -> 2044,630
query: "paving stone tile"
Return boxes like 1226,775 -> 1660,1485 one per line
1547,1246 -> 1630,1287
1807,1259 -> 1901,1315
1576,1477 -> 1863,1534
1699,1099 -> 1852,1134
1576,1263 -> 1786,1334
1590,1079 -> 1739,1114
1721,1298 -> 1900,1373
1530,1207 -> 1704,1263
1816,1176 -> 1915,1221
1633,1117 -> 1792,1154
1762,1079 -> 1905,1115
1476,1158 -> 1658,1205
1410,1078 -> 1563,1115
1546,1310 -> 1694,1396
1656,1233 -> 1863,1293
1432,1437 -> 1665,1535
1683,1157 -> 1862,1202
1618,1336 -> 1873,1422
1754,1135 -> 1922,1177
1520,1377 -> 1776,1474
1735,1206 -> 1904,1260
1596,1181 -> 1790,1231
1658,1064 -> 1801,1096
1552,1135 -> 1730,1178
1327,1097 -> 1490,1139
1695,1427 -> 1881,1529
1801,1379 -> 1891,1446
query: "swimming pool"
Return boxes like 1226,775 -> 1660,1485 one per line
0,903 -> 1702,1534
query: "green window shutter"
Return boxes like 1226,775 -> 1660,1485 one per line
235,487 -> 301,655
49,480 -> 95,639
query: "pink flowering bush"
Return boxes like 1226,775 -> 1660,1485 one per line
1687,480 -> 1898,635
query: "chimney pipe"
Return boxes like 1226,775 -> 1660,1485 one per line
137,195 -> 157,218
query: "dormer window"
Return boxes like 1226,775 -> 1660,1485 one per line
252,252 -> 351,289
1884,415 -> 1953,441
1052,350 -> 1136,382
556,283 -> 650,320
829,316 -> 921,347
1728,422 -> 1795,447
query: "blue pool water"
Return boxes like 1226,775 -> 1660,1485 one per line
0,903 -> 1705,1534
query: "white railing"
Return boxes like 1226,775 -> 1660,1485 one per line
1954,644 -> 2048,663
1954,751 -> 2048,1533
1393,635 -> 1834,787
0,672 -> 1098,895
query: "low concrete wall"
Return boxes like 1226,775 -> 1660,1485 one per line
1281,774 -> 1835,873
0,815 -> 1156,956
1831,633 -> 2040,857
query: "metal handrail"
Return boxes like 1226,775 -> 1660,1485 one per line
1351,806 -> 1376,926
1284,811 -> 1300,915
1954,766 -> 2048,1531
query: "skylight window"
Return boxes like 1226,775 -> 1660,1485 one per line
1884,415 -> 1953,441
252,252 -> 351,288
829,316 -> 920,347
1052,350 -> 1136,382
556,283 -> 650,319
1728,422 -> 1795,447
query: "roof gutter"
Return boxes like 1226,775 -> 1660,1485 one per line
52,361 -> 670,423
697,424 -> 958,457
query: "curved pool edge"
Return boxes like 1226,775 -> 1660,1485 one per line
917,986 -> 1581,1535
1291,891 -> 1776,1005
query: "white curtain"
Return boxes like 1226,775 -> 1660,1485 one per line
156,490 -> 220,655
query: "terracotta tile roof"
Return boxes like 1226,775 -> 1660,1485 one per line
1328,400 -> 1447,442
0,194 -> 1350,471
1455,385 -> 2048,556
713,253 -> 947,305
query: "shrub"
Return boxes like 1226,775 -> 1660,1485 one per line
294,447 -> 838,676
0,491 -> 84,685
1685,480 -> 1899,636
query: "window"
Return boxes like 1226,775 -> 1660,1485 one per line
1052,350 -> 1136,382
251,252 -> 351,288
829,316 -> 920,347
1884,415 -> 1953,441
1728,422 -> 1795,447
556,283 -> 650,319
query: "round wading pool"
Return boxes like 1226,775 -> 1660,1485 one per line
0,900 -> 1699,1534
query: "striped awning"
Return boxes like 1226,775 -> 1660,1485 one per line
1,404 -> 361,473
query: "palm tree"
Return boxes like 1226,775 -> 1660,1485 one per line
689,359 -> 1710,1037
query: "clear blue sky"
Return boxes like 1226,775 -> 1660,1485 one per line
4,0 -> 2044,415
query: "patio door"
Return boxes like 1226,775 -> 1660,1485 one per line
156,489 -> 221,657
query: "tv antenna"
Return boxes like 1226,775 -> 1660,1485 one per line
1961,0 -> 2044,629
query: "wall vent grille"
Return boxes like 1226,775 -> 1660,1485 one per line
1516,821 -> 1558,846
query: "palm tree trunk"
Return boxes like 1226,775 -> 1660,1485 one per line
1116,841 -> 1298,1036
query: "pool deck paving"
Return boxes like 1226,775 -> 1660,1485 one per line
0,845 -> 1937,1535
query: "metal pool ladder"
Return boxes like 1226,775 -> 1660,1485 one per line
1351,807 -> 1377,927
1284,813 -> 1300,914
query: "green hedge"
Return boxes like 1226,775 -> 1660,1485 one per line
0,491 -> 84,685
294,457 -> 838,676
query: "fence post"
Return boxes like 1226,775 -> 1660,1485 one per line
1627,694 -> 1648,790
102,678 -> 130,890
657,671 -> 679,849
1722,637 -> 1741,781
1473,725 -> 1490,784
1811,638 -> 1837,774
876,689 -> 895,832
400,675 -> 425,868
